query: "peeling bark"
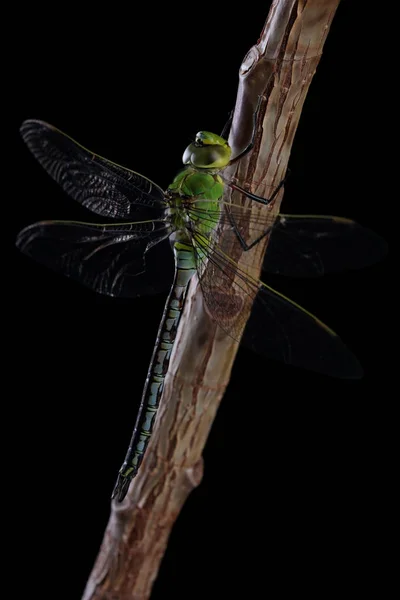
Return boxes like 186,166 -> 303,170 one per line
82,1 -> 341,598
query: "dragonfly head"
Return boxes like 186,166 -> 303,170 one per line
183,131 -> 231,170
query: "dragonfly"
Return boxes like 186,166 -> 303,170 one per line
16,118 -> 386,502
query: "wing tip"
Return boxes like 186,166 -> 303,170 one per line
340,358 -> 364,380
20,118 -> 54,141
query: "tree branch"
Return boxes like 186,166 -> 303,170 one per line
82,1 -> 341,598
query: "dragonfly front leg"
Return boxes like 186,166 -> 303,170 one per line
220,109 -> 234,140
227,95 -> 263,164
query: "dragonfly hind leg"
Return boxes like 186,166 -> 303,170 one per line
227,177 -> 287,251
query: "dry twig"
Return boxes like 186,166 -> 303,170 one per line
82,2 -> 341,598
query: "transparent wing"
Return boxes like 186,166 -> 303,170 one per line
242,282 -> 363,378
264,214 -> 388,276
20,120 -> 167,219
188,203 -> 387,277
16,219 -> 174,298
190,226 -> 362,379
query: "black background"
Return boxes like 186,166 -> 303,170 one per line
10,2 -> 392,598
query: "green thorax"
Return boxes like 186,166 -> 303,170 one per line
167,167 -> 224,237
168,167 -> 224,200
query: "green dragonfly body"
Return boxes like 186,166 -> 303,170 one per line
16,120 -> 386,501
114,135 -> 231,498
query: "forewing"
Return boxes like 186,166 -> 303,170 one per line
16,220 -> 174,298
20,120 -> 167,219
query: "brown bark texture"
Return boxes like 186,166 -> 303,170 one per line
82,1 -> 341,599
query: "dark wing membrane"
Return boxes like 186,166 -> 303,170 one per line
16,220 -> 174,298
20,120 -> 166,219
243,282 -> 363,379
188,203 -> 387,277
263,214 -> 388,276
190,225 -> 362,379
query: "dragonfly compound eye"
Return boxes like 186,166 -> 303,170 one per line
182,133 -> 232,169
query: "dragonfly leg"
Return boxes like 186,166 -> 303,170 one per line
227,174 -> 289,250
220,109 -> 234,140
229,177 -> 286,206
228,95 -> 263,165
227,206 -> 274,251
